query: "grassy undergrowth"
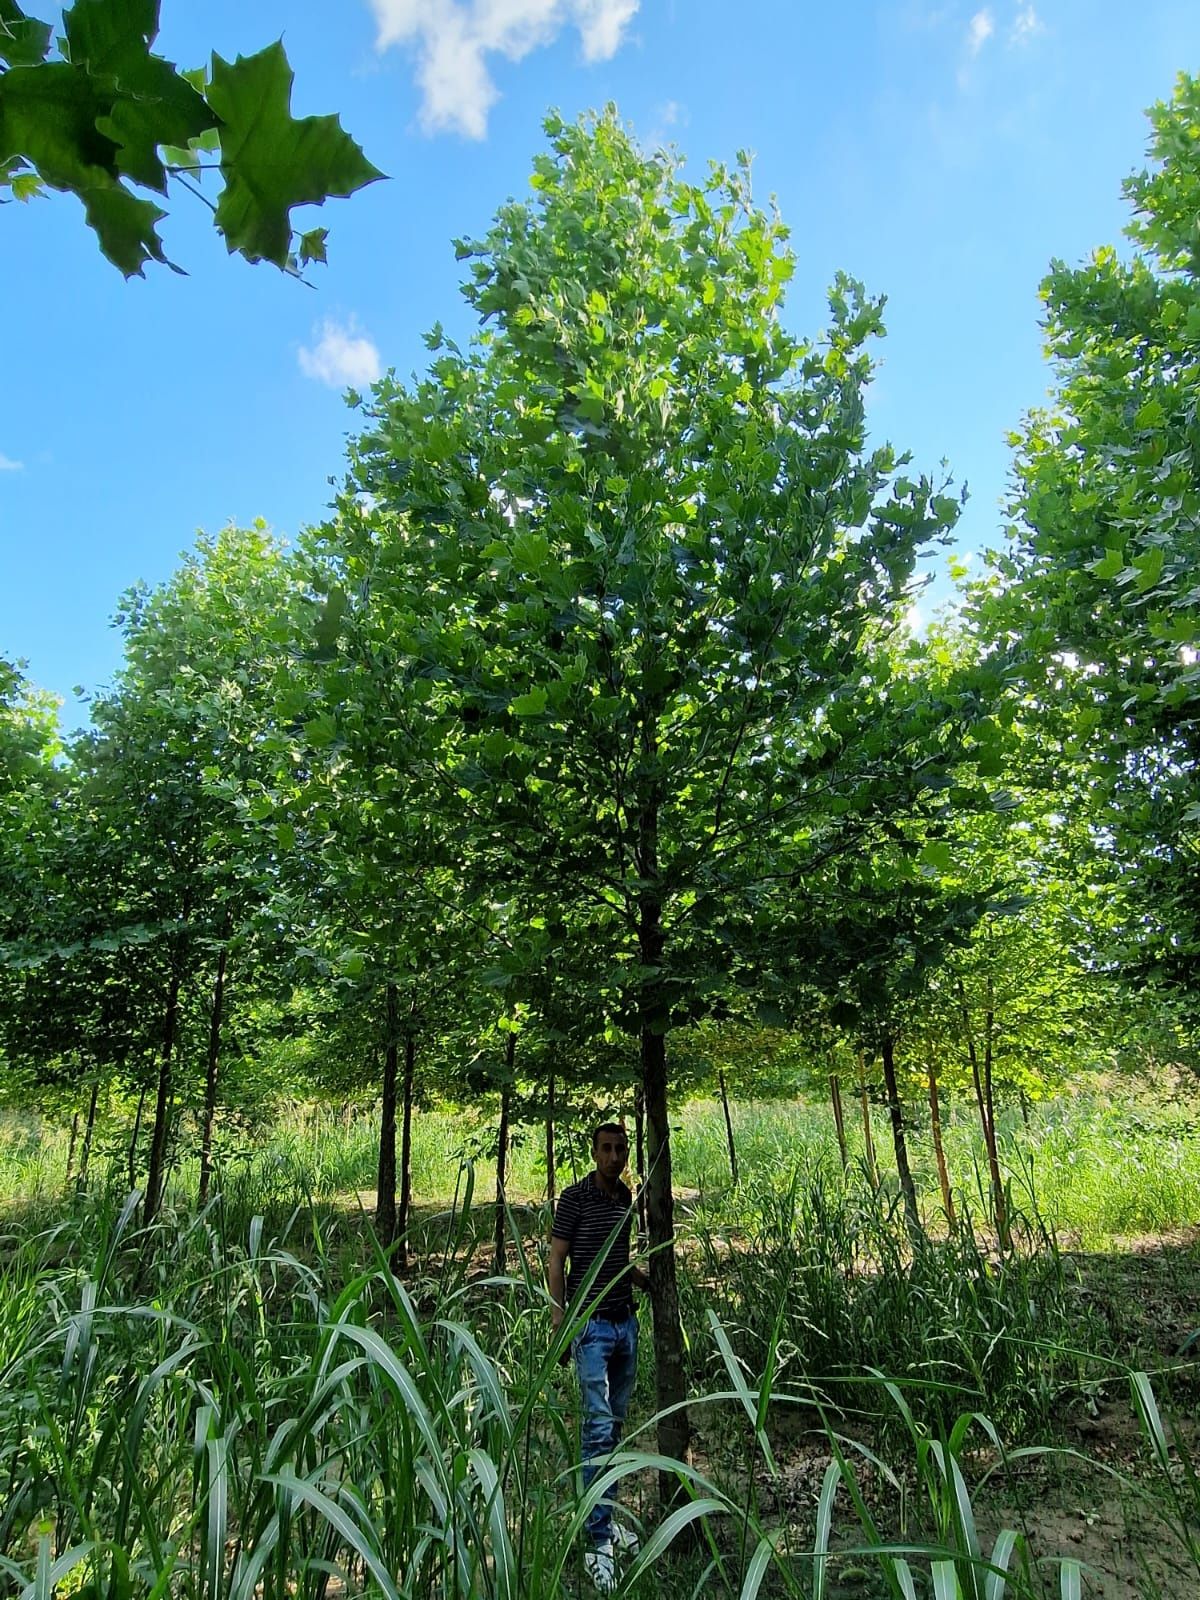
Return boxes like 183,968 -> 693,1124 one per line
0,1185 -> 1196,1599
0,1092 -> 1197,1596
6,1088 -> 1198,1249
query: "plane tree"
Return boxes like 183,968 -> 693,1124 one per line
314,109 -> 970,1469
988,73 -> 1200,1018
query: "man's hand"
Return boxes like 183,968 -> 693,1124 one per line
632,1266 -> 651,1295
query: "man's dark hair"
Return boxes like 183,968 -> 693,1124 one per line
592,1121 -> 627,1147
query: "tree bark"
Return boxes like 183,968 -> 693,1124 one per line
633,1082 -> 646,1237
144,961 -> 182,1224
880,1036 -> 922,1245
376,983 -> 399,1247
198,932 -> 230,1208
926,1052 -> 955,1227
858,1052 -> 879,1188
396,1029 -> 416,1271
829,1073 -> 849,1172
545,1065 -> 556,1205
718,1070 -> 738,1187
128,1085 -> 146,1194
78,1078 -> 99,1190
65,1112 -> 80,1186
957,976 -> 1009,1249
637,727 -> 691,1485
980,975 -> 1010,1248
494,1032 -> 515,1276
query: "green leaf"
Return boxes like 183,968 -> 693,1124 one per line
510,687 -> 547,717
0,61 -> 170,273
0,0 -> 51,66
1089,546 -> 1124,580
1132,546 -> 1164,592
919,840 -> 954,874
312,587 -> 347,660
64,0 -> 212,192
298,225 -> 327,265
207,41 -> 384,268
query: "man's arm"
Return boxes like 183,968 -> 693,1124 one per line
548,1235 -> 569,1330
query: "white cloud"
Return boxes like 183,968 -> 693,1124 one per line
0,454 -> 23,472
1009,3 -> 1041,44
368,0 -> 640,139
965,7 -> 994,56
298,317 -> 382,389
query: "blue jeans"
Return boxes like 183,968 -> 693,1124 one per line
574,1311 -> 638,1547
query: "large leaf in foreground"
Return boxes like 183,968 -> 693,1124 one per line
208,41 -> 384,268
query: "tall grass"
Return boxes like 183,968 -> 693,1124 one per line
5,1089 -> 1200,1249
0,1187 -> 1193,1599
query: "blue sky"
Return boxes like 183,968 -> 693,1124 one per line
4,0 -> 1199,724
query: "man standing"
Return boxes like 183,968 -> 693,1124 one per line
549,1122 -> 650,1592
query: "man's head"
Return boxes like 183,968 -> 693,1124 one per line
592,1121 -> 629,1181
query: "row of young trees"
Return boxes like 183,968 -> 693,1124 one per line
4,82 -> 1200,1465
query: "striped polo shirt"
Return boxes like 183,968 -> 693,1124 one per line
552,1173 -> 635,1319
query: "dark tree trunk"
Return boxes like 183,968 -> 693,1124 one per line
927,1052 -> 955,1226
636,721 -> 690,1485
829,1073 -> 849,1172
858,1052 -> 879,1188
396,1030 -> 416,1272
633,1082 -> 646,1237
957,977 -> 1009,1249
880,1036 -> 922,1245
65,1112 -> 80,1186
494,1032 -> 515,1276
77,1078 -> 99,1190
980,976 -> 1009,1248
376,984 -> 399,1247
198,934 -> 230,1208
144,962 -> 182,1224
128,1086 -> 146,1194
545,1066 -> 556,1205
718,1070 -> 738,1187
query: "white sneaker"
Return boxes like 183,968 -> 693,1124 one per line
584,1545 -> 616,1593
611,1523 -> 640,1556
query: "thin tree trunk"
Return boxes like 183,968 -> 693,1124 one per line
858,1052 -> 879,1188
376,984 -> 399,1247
927,1052 -> 955,1227
545,1065 -> 556,1205
981,975 -> 1009,1248
65,1112 -> 80,1186
717,1070 -> 738,1187
78,1079 -> 99,1190
637,728 -> 691,1486
396,1030 -> 416,1272
144,963 -> 182,1224
128,1086 -> 147,1195
880,1036 -> 922,1245
957,976 -> 1009,1249
494,1032 -> 515,1275
633,1082 -> 646,1237
198,934 -> 230,1208
829,1073 -> 849,1172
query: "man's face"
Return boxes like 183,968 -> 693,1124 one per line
593,1130 -> 628,1180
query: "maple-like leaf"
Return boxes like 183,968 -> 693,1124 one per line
64,0 -> 211,192
0,0 -> 51,67
207,42 -> 384,269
